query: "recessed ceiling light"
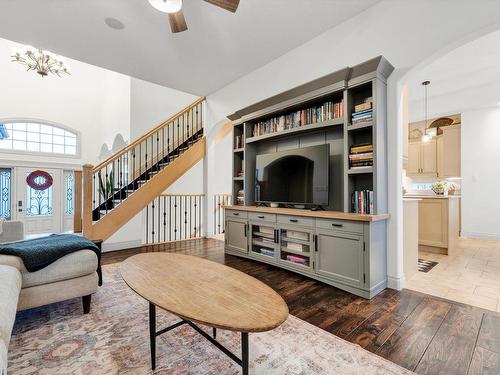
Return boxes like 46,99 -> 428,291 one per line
105,17 -> 125,30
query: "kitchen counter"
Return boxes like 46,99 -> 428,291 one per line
404,194 -> 461,199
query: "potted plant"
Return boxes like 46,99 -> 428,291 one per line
431,181 -> 448,195
98,170 -> 115,209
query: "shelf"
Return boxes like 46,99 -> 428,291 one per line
253,231 -> 274,239
280,258 -> 309,268
252,239 -> 276,249
348,166 -> 373,175
246,117 -> 344,144
233,176 -> 244,181
280,247 -> 311,257
347,121 -> 373,132
233,148 -> 244,153
281,236 -> 310,245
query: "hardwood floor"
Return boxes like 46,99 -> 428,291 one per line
102,238 -> 500,375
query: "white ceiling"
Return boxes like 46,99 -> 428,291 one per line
0,0 -> 380,95
408,30 -> 500,104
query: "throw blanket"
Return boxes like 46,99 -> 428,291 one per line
0,234 -> 102,286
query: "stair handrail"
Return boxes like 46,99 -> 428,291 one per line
93,96 -> 205,172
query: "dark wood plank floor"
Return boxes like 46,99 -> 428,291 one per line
102,238 -> 500,375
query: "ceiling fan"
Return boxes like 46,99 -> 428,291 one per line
148,0 -> 240,33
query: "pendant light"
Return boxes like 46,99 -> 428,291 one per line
421,80 -> 432,143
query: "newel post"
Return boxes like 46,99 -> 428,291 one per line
82,164 -> 94,238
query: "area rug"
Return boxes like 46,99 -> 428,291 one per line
8,264 -> 413,375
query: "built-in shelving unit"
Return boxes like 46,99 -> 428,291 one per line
228,56 -> 393,215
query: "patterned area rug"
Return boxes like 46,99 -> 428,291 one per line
8,264 -> 413,374
418,258 -> 439,273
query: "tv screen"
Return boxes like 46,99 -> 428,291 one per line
255,144 -> 329,206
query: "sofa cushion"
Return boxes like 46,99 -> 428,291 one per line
0,265 -> 21,348
20,250 -> 98,288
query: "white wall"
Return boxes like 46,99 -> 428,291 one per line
461,107 -> 500,239
204,0 -> 500,289
0,37 -> 131,166
130,78 -> 198,138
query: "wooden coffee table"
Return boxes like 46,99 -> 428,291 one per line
120,253 -> 289,374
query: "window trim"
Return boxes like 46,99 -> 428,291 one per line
0,118 -> 81,159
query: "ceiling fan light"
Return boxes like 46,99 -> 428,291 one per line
148,0 -> 182,13
421,133 -> 432,143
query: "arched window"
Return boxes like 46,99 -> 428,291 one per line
0,121 -> 79,156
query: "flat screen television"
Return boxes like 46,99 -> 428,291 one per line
255,144 -> 329,206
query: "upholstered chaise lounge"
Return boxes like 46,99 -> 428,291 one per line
0,221 -> 99,374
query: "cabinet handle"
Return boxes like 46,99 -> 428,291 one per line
274,229 -> 279,244
258,215 -> 265,219
314,235 -> 318,252
244,224 -> 247,237
331,223 -> 343,228
289,219 -> 298,223
233,212 -> 239,216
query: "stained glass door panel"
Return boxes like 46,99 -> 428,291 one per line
16,168 -> 61,234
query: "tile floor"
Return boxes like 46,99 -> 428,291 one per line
406,237 -> 500,312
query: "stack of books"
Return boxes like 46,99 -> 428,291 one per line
285,242 -> 307,253
236,189 -> 244,205
252,99 -> 343,137
259,248 -> 274,257
236,170 -> 244,177
349,144 -> 373,169
286,255 -> 307,265
351,190 -> 374,214
351,99 -> 373,126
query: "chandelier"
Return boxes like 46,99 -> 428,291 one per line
11,46 -> 70,77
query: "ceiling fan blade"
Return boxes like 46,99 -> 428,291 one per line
169,10 -> 188,33
204,0 -> 240,13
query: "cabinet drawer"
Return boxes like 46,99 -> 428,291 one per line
277,215 -> 314,228
316,219 -> 363,234
225,209 -> 248,219
249,212 -> 276,222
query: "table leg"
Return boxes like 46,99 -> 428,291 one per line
149,302 -> 156,370
241,332 -> 248,375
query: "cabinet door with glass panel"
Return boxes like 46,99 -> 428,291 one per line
278,225 -> 315,271
249,221 -> 279,261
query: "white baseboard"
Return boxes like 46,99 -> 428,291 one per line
102,239 -> 142,252
387,275 -> 406,291
461,231 -> 500,241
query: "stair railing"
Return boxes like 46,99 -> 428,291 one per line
83,97 -> 205,234
213,193 -> 232,235
145,193 -> 205,244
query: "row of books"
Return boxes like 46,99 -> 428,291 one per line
349,144 -> 373,168
283,242 -> 308,252
252,99 -> 344,137
236,189 -> 244,205
351,99 -> 373,126
351,190 -> 374,214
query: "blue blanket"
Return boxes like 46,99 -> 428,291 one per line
0,234 -> 102,286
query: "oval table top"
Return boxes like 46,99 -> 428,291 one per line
120,253 -> 289,333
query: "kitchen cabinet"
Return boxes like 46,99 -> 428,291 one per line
407,140 -> 437,176
437,125 -> 461,178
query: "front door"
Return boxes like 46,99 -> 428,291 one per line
15,167 -> 62,235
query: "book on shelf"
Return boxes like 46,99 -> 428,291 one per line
349,144 -> 373,168
260,249 -> 274,257
258,226 -> 274,235
236,170 -> 244,177
284,230 -> 309,241
236,189 -> 244,205
351,190 -> 374,214
252,98 -> 344,137
351,98 -> 373,126
285,242 -> 307,252
286,255 -> 307,265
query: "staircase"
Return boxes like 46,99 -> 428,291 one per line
82,97 -> 206,241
